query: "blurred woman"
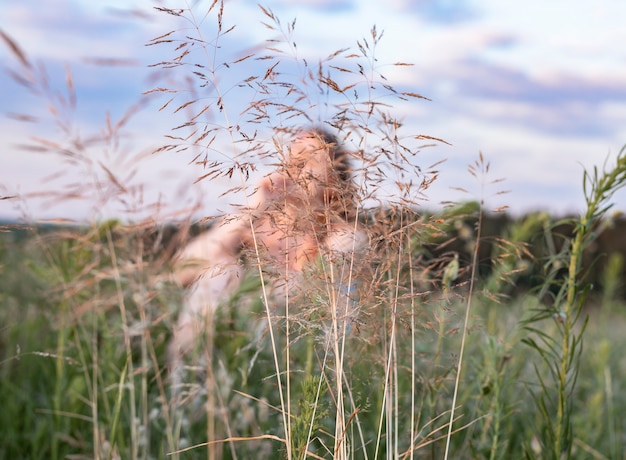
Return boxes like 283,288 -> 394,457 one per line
168,129 -> 369,376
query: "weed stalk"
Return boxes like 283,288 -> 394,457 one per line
525,145 -> 626,458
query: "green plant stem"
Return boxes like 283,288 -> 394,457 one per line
444,202 -> 482,459
555,146 -> 626,457
556,214 -> 585,455
105,226 -> 138,459
52,319 -> 66,460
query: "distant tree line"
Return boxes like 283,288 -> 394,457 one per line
2,202 -> 625,303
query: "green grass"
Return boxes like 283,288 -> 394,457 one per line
1,210 -> 626,459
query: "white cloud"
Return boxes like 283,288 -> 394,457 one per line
2,0 -> 626,221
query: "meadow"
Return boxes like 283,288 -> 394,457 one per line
1,3 -> 626,459
2,202 -> 626,459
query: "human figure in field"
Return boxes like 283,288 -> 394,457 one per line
168,129 -> 369,375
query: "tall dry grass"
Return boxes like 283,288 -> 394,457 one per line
1,3 -> 625,460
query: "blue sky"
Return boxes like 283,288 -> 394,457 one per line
2,0 -> 626,221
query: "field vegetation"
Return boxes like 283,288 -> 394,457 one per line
1,3 -> 626,459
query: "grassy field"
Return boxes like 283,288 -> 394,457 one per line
2,2 -> 626,458
1,202 -> 626,459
